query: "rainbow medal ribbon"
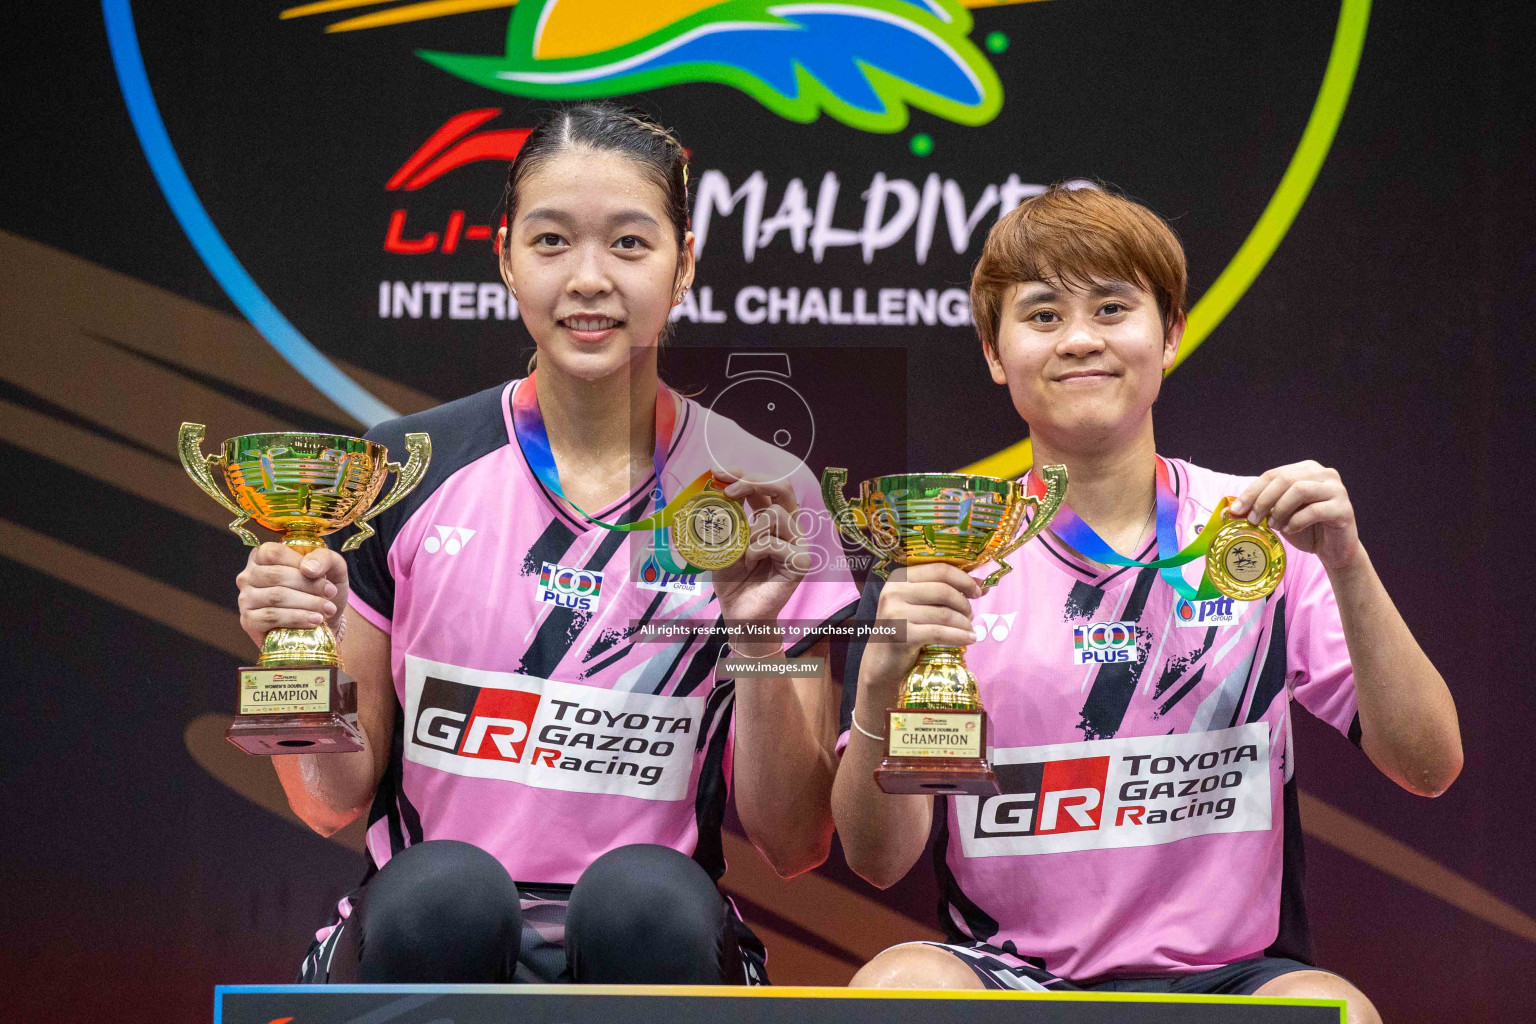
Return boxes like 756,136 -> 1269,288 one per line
511,374 -> 747,574
1026,457 -> 1285,609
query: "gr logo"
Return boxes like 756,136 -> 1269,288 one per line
414,675 -> 541,763
537,561 -> 604,612
424,525 -> 476,554
974,756 -> 1111,838
1072,621 -> 1140,665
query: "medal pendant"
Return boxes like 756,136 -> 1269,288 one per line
1206,517 -> 1286,600
672,490 -> 749,570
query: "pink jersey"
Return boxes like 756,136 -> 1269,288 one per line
842,458 -> 1357,981
340,379 -> 859,888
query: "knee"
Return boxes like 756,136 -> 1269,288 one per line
570,844 -> 722,947
567,844 -> 728,982
361,840 -> 521,981
1256,970 -> 1380,1024
850,943 -> 983,990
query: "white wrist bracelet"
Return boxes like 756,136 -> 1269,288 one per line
329,608 -> 347,643
729,643 -> 784,660
852,711 -> 887,743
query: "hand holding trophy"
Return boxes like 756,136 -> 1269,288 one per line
823,465 -> 1068,795
179,424 -> 430,755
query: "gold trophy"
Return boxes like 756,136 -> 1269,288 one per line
179,424 -> 431,755
822,465 -> 1067,795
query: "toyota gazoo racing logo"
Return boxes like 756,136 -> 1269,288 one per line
958,724 -> 1273,857
537,561 -> 604,611
1072,620 -> 1140,665
405,657 -> 704,800
1175,595 -> 1247,628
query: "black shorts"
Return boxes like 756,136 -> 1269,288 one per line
299,841 -> 768,985
926,942 -> 1333,995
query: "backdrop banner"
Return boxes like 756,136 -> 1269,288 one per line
2,3 -> 1532,1022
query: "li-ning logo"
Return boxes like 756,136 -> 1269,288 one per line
1072,621 -> 1140,665
1175,596 -> 1244,628
424,525 -> 476,554
537,561 -> 604,611
635,554 -> 700,595
973,612 -> 1017,643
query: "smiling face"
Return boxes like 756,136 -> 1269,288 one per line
984,274 -> 1182,452
499,147 -> 695,382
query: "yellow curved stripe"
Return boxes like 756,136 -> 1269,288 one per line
281,0 -> 1046,33
280,0 -> 406,19
536,1 -> 728,60
325,0 -> 519,33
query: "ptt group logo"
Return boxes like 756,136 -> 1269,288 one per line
283,0 -> 1006,133
635,554 -> 702,595
1175,596 -> 1246,629
537,561 -> 605,611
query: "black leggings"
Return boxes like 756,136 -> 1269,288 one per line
324,840 -> 746,984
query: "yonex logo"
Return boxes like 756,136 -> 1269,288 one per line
424,525 -> 476,554
1072,621 -> 1139,665
537,561 -> 604,612
973,612 -> 1016,643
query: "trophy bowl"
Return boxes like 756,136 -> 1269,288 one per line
847,473 -> 1030,573
217,432 -> 392,552
180,423 -> 430,754
823,465 -> 1067,794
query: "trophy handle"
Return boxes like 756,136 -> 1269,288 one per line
821,467 -> 897,577
178,422 -> 260,547
342,432 -> 432,552
977,463 -> 1069,592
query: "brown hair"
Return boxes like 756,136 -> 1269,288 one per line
970,185 -> 1187,355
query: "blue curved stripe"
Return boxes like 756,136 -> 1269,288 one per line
101,0 -> 397,428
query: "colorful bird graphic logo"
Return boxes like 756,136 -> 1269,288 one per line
283,0 -> 1011,133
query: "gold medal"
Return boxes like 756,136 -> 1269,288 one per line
670,488 -> 749,570
1205,517 -> 1286,601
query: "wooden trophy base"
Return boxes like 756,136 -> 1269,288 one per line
874,707 -> 1000,796
227,666 -> 363,756
875,757 -> 999,795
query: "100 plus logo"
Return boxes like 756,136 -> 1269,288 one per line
537,561 -> 604,612
959,724 -> 1273,858
1073,621 -> 1141,665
